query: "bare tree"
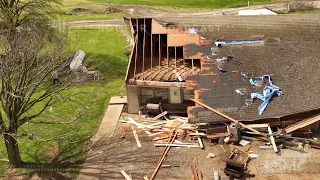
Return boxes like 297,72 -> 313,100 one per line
0,0 -> 85,168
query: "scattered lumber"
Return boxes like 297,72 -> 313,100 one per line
150,131 -> 178,180
283,114 -> 320,133
120,170 -> 132,180
190,99 -> 264,136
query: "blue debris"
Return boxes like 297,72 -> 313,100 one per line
249,79 -> 259,86
215,40 -> 264,47
228,40 -> 264,45
188,28 -> 197,35
250,75 -> 282,115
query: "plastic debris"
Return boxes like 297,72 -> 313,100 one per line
215,40 -> 264,47
214,171 -> 220,180
206,153 -> 216,158
248,154 -> 259,158
239,139 -> 251,146
251,75 -> 282,115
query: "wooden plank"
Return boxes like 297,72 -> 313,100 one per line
135,80 -> 186,88
151,33 -> 153,70
167,45 -> 169,80
283,114 -> 320,133
190,98 -> 264,136
132,125 -> 142,147
134,20 -> 138,78
268,125 -> 278,153
120,170 -> 132,180
190,164 -> 199,180
154,143 -> 199,148
246,124 -> 269,128
142,18 -> 146,80
150,131 -> 178,180
152,111 -> 168,120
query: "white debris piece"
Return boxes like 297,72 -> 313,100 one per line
249,154 -> 259,158
238,8 -> 277,16
239,139 -> 251,146
70,50 -> 85,71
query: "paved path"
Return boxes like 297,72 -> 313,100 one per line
77,97 -> 126,180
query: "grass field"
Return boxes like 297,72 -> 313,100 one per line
0,28 -> 128,177
56,0 -> 130,22
90,0 -> 273,9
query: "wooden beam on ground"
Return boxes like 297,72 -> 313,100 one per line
190,164 -> 199,180
142,18 -> 146,80
190,98 -> 264,136
196,130 -> 204,149
132,125 -> 142,147
150,131 -> 178,180
134,19 -> 138,78
268,125 -> 278,153
120,170 -> 132,180
283,114 -> 320,133
152,111 -> 168,120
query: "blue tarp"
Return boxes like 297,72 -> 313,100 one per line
250,75 -> 282,115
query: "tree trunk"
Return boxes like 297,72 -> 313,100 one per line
4,134 -> 22,168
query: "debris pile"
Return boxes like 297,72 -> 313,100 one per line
104,7 -> 122,14
120,101 -> 320,179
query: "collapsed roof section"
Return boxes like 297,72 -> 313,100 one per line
125,15 -> 320,123
125,18 -> 212,83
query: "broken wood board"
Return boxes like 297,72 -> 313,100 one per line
164,120 -> 182,128
267,125 -> 278,153
132,125 -> 142,147
152,111 -> 168,120
190,99 -> 267,139
154,143 -> 200,148
153,132 -> 172,141
120,170 -> 132,180
196,130 -> 204,149
283,114 -> 320,133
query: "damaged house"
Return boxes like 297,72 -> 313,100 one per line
124,15 -> 320,134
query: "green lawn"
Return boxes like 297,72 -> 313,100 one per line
0,28 -> 128,178
90,0 -> 273,9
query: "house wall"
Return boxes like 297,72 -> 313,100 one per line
127,85 -> 140,113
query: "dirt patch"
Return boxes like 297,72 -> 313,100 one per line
104,7 -> 123,14
68,8 -> 95,15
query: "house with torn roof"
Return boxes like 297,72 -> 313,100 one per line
124,15 -> 320,132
